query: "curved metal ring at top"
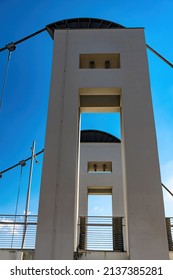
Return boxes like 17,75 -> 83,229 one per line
80,130 -> 121,143
46,17 -> 125,39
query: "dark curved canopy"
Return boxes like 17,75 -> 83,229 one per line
46,17 -> 124,38
80,130 -> 121,143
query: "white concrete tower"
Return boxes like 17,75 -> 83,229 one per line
35,18 -> 169,260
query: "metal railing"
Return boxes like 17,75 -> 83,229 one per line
166,217 -> 173,251
0,215 -> 173,251
0,215 -> 37,249
79,216 -> 124,251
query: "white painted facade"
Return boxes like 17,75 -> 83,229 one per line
0,135 -> 171,260
77,140 -> 127,258
79,142 -> 124,218
34,24 -> 169,260
0,250 -> 22,260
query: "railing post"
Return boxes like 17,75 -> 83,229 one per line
166,218 -> 173,251
21,141 -> 35,249
79,217 -> 87,250
112,217 -> 124,251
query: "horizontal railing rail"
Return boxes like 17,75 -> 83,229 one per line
0,215 -> 173,251
0,215 -> 37,249
78,216 -> 124,251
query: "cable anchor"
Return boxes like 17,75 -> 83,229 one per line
6,42 -> 16,52
34,154 -> 39,164
19,160 -> 26,167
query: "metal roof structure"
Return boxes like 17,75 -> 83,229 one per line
46,17 -> 125,39
0,17 -> 172,68
80,130 -> 121,143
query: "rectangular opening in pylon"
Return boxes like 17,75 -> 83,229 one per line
87,189 -> 113,250
79,87 -> 121,113
88,161 -> 112,173
80,112 -> 121,140
79,53 -> 120,69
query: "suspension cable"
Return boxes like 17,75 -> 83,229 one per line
0,27 -> 47,53
0,28 -> 46,111
0,23 -> 172,202
0,149 -> 44,177
146,44 -> 173,68
0,50 -> 13,111
0,24 -> 172,69
0,146 -> 172,220
0,148 -> 173,198
162,182 -> 173,197
11,164 -> 24,248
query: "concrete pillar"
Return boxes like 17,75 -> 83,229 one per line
120,33 -> 169,259
35,27 -> 169,260
35,31 -> 80,259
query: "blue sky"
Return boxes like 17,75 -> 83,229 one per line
0,0 -> 172,216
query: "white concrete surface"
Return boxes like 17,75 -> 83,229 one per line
0,250 -> 22,260
35,28 -> 169,260
75,251 -> 129,260
79,143 -> 124,217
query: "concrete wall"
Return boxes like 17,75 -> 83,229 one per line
0,250 -> 22,260
75,251 -> 129,260
0,249 -> 172,260
78,142 -> 126,252
79,143 -> 124,217
35,28 -> 169,260
0,250 -> 34,260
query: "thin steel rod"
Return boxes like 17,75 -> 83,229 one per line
86,224 -> 112,226
0,28 -> 47,53
25,141 -> 35,216
0,214 -> 37,217
162,183 -> 173,197
0,149 -> 44,175
146,44 -> 173,68
0,221 -> 37,225
11,166 -> 23,248
14,28 -> 47,45
21,141 -> 35,249
0,51 -> 11,111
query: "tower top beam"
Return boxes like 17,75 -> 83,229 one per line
46,17 -> 125,39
